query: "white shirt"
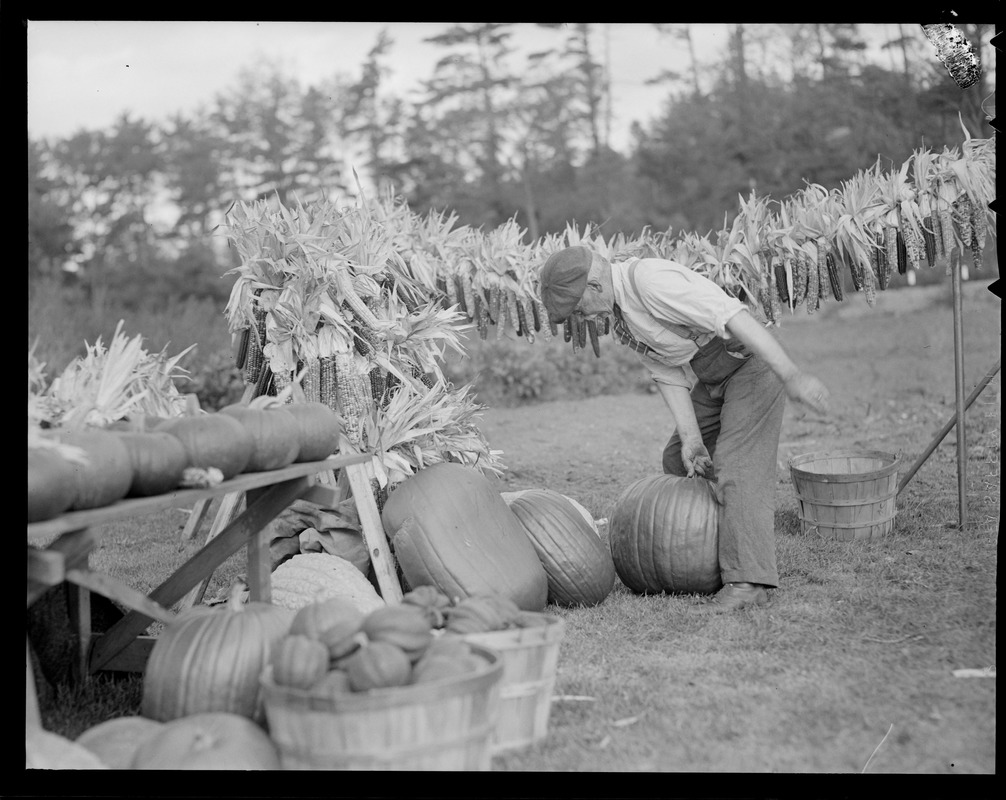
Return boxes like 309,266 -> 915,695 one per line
611,257 -> 747,390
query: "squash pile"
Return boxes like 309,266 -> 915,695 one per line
27,399 -> 343,522
266,588 -> 552,696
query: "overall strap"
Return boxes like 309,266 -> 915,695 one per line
623,260 -> 703,342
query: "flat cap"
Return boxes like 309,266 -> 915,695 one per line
538,245 -> 593,324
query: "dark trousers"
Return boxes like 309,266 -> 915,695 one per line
662,355 -> 786,588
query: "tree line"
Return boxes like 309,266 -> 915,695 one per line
28,23 -> 996,311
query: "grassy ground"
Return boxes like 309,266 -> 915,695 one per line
29,278 -> 998,774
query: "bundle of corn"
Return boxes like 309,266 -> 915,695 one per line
833,169 -> 884,305
32,321 -> 193,430
943,120 -> 996,271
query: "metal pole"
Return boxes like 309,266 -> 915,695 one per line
950,250 -> 968,530
897,358 -> 1001,495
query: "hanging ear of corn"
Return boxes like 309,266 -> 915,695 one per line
883,227 -> 898,284
952,194 -> 973,247
302,358 -> 322,403
815,245 -> 832,302
792,256 -> 807,307
563,318 -> 573,343
234,328 -> 250,372
504,289 -> 520,337
460,272 -> 477,320
922,216 -> 938,266
861,255 -> 879,306
587,319 -> 601,357
488,285 -> 501,324
825,250 -> 844,301
970,201 -> 987,250
535,298 -> 554,341
875,232 -> 890,290
334,351 -> 371,447
516,296 -> 535,343
320,356 -> 337,411
528,295 -> 542,331
577,314 -> 588,349
765,267 -> 780,324
895,229 -> 908,275
805,252 -> 820,314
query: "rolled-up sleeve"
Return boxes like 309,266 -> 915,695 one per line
635,261 -> 747,339
637,353 -> 695,390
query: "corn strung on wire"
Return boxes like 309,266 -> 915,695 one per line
517,296 -> 535,343
505,289 -> 521,338
460,272 -> 477,320
234,328 -> 250,372
765,266 -> 780,324
861,255 -> 878,306
244,306 -> 267,385
971,201 -> 987,250
444,271 -> 459,309
847,254 -> 864,293
921,216 -> 938,266
875,232 -> 891,290
791,255 -> 807,307
825,250 -> 844,301
254,361 -> 274,398
488,285 -> 502,324
815,245 -> 832,302
896,229 -> 909,275
563,318 -> 573,343
772,259 -> 790,309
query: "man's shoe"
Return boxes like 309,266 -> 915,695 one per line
696,582 -> 769,613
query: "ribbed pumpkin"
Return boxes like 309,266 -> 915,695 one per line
283,401 -> 343,462
141,586 -> 294,722
507,489 -> 616,607
381,462 -> 549,612
270,634 -> 330,690
219,402 -> 301,472
28,446 -> 79,522
114,431 -> 191,497
56,429 -> 135,511
342,641 -> 413,691
608,474 -> 722,595
155,413 -> 254,480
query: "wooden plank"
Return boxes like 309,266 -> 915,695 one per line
65,568 -> 176,626
246,495 -> 272,604
27,454 -> 371,544
179,497 -> 212,543
66,576 -> 91,684
177,491 -> 244,611
343,461 -> 403,604
299,483 -> 343,508
27,529 -> 101,607
88,475 -> 313,673
87,634 -> 157,674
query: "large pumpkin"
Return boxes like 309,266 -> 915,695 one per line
381,462 -> 549,612
607,474 -> 722,595
507,489 -> 616,607
114,431 -> 191,497
75,716 -> 165,769
219,403 -> 302,472
56,429 -> 135,511
141,587 -> 294,722
155,413 -> 254,480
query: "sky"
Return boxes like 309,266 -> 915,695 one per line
26,21 -> 735,151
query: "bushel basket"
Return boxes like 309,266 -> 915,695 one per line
461,614 -> 565,754
260,644 -> 502,770
789,450 -> 900,541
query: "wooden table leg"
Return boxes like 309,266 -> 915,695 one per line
343,462 -> 403,604
176,491 -> 245,611
245,488 -> 271,603
65,553 -> 91,685
26,637 -> 41,731
88,476 -> 312,673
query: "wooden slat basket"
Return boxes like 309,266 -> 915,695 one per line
789,450 -> 901,542
462,615 -> 565,754
260,644 -> 502,770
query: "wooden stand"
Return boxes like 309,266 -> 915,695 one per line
26,453 -> 402,729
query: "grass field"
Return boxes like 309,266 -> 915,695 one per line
29,277 -> 998,775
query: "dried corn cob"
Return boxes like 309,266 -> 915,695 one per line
876,233 -> 890,290
921,216 -> 937,266
272,368 -> 294,402
847,254 -> 864,293
970,236 -> 983,271
952,194 -> 973,247
535,299 -> 554,342
445,271 -> 459,309
602,315 -> 610,335
884,226 -> 900,280
577,314 -> 588,349
334,351 -> 370,446
476,300 -> 490,339
931,212 -> 946,262
320,356 -> 337,411
869,243 -> 882,290
773,260 -> 790,308
971,201 -> 987,250
245,305 -> 267,385
792,256 -> 807,307
368,366 -> 386,403
805,252 -> 820,314
895,229 -> 908,275
488,285 -> 501,324
254,362 -> 273,398
816,244 -> 832,301
825,251 -> 844,301
563,318 -> 573,343
517,296 -> 535,343
302,358 -> 322,404
234,328 -> 250,372
861,257 -> 878,307
765,267 -> 780,324
334,268 -> 381,331
460,272 -> 477,320
505,289 -> 521,337
940,205 -> 956,262
586,319 -> 601,357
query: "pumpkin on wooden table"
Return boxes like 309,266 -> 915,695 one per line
141,583 -> 294,723
507,489 -> 616,607
28,444 -> 81,522
607,474 -> 722,595
113,431 -> 191,497
154,412 -> 254,480
220,396 -> 302,472
282,401 -> 343,462
53,428 -> 135,511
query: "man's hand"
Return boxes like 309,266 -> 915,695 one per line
784,371 -> 831,415
681,437 -> 714,479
